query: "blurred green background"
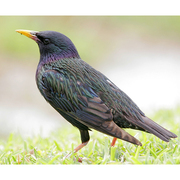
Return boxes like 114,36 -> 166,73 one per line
0,16 -> 180,138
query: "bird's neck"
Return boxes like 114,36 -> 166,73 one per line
38,42 -> 80,65
40,50 -> 80,64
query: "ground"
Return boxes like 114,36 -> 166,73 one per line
0,107 -> 179,165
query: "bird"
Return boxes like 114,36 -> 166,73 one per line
16,29 -> 177,155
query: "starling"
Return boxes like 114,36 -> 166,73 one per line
16,29 -> 177,154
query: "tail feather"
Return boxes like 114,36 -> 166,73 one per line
141,116 -> 177,141
127,115 -> 177,142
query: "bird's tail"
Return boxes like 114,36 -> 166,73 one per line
140,116 -> 177,142
128,115 -> 177,142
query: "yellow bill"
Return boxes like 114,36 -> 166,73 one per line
16,29 -> 39,41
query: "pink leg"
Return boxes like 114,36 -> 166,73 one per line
64,141 -> 89,159
111,137 -> 117,147
73,141 -> 89,153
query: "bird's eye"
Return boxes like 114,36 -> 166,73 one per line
43,38 -> 50,45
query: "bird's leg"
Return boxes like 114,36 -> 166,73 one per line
111,137 -> 117,147
64,129 -> 90,159
73,141 -> 89,153
64,141 -> 89,159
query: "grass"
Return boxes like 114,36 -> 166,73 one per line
0,107 -> 179,165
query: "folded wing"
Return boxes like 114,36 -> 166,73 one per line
39,69 -> 142,145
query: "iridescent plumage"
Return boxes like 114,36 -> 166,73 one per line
16,30 -> 177,153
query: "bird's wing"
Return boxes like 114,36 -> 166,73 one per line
39,69 -> 141,145
100,78 -> 145,121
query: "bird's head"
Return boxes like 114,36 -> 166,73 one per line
16,29 -> 80,62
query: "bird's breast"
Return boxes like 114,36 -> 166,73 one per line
35,64 -> 47,94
